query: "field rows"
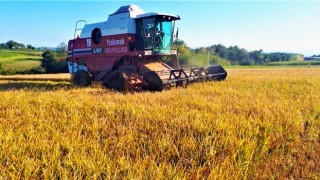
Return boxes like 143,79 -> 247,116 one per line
0,67 -> 319,179
0,73 -> 71,82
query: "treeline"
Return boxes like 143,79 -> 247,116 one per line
172,40 -> 230,67
206,44 -> 303,65
174,40 -> 304,66
0,40 -> 36,50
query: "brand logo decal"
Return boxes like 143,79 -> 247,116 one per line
106,38 -> 125,46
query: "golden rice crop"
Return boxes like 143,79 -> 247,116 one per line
0,67 -> 319,179
0,73 -> 71,81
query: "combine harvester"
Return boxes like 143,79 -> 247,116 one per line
67,4 -> 227,91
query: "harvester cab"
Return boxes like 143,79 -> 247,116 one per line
135,13 -> 179,55
67,4 -> 227,91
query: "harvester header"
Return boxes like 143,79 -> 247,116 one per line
67,4 -> 227,91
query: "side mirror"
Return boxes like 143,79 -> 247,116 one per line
175,28 -> 179,39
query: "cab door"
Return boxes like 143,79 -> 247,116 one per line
135,18 -> 156,51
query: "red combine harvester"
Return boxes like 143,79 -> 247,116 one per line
67,4 -> 227,91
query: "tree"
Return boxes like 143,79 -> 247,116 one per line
6,40 -> 19,50
210,44 -> 228,59
56,42 -> 68,61
17,43 -> 25,49
41,50 -> 57,73
294,54 -> 303,61
41,50 -> 68,73
0,43 -> 7,49
249,50 -> 264,64
173,39 -> 187,47
57,42 -> 67,52
27,44 -> 35,50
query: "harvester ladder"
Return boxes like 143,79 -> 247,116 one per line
71,20 -> 87,74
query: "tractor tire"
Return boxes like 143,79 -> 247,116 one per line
73,70 -> 91,87
103,70 -> 126,91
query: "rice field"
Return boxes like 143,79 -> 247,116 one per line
0,67 -> 319,179
0,73 -> 71,82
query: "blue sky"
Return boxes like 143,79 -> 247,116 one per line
0,1 -> 319,56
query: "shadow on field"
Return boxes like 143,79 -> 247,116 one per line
0,81 -> 74,91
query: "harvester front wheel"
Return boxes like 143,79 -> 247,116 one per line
73,70 -> 91,87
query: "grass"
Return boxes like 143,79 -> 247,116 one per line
0,50 -> 42,72
3,60 -> 41,71
0,67 -> 320,179
0,50 -> 42,58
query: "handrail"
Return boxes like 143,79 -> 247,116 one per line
71,20 -> 87,74
73,20 -> 87,39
